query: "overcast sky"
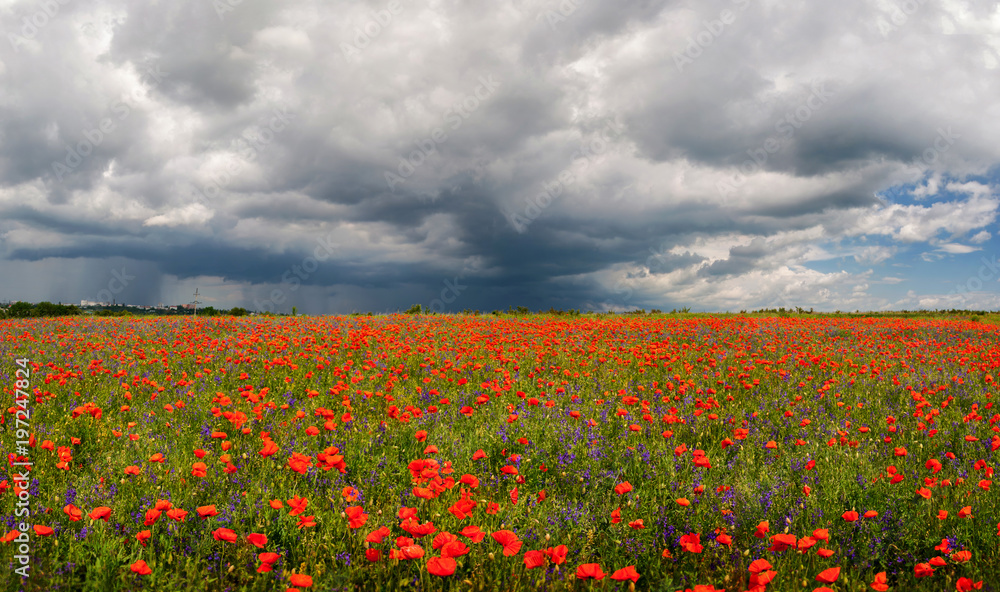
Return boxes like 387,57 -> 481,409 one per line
1,0 -> 999,313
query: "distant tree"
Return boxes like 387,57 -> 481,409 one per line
405,304 -> 422,314
228,307 -> 249,317
8,302 -> 33,318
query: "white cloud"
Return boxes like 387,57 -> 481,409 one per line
854,246 -> 897,264
143,204 -> 214,227
970,230 -> 991,243
936,242 -> 981,254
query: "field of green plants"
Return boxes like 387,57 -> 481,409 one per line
1,315 -> 997,591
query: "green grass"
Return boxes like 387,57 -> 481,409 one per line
0,314 -> 997,591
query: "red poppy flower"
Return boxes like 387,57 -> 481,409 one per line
614,482 -> 633,495
166,508 -> 188,522
440,540 -> 469,558
64,504 -> 82,522
870,571 -> 888,592
610,566 -> 640,582
197,505 -> 218,519
815,567 -> 840,583
289,574 -> 313,587
33,525 -> 54,536
426,556 -> 456,576
398,545 -> 425,560
524,550 -> 546,569
576,563 -> 606,580
130,560 -> 152,576
366,526 -> 392,544
247,533 -> 267,548
136,530 -> 151,546
753,521 -> 769,538
491,530 -> 522,556
88,507 -> 111,521
769,533 -> 796,552
345,506 -> 368,529
297,515 -> 316,529
752,571 -> 776,586
542,545 -> 569,565
749,559 -> 773,573
914,563 -> 934,578
956,577 -> 984,591
287,496 -> 308,516
432,532 -> 457,549
459,525 -> 485,543
213,528 -> 238,543
679,532 -> 703,553
842,510 -> 859,522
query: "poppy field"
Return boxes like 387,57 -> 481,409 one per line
1,314 -> 999,592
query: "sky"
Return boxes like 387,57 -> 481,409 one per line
1,0 -> 1000,314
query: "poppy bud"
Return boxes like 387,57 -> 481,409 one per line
487,553 -> 494,560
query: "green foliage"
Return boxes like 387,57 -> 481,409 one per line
2,315 -> 999,590
4,301 -> 82,317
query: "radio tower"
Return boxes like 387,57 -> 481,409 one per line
192,288 -> 201,317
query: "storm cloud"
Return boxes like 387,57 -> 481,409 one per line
1,0 -> 999,313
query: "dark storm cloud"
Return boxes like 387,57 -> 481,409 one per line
0,0 -> 998,312
698,238 -> 769,277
